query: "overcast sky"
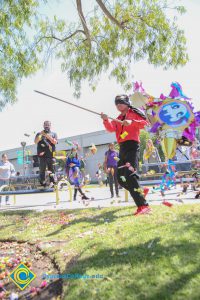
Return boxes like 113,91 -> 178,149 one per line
0,0 -> 200,151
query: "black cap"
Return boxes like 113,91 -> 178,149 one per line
115,94 -> 147,120
115,95 -> 130,106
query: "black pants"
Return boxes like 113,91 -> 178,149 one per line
39,156 -> 56,184
108,166 -> 119,196
117,140 -> 148,207
74,187 -> 85,200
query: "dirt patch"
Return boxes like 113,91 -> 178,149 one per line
0,241 -> 62,299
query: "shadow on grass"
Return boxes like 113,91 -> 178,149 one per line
45,208 -> 132,237
67,240 -> 199,272
63,238 -> 200,299
0,223 -> 16,231
0,210 -> 35,216
146,264 -> 200,300
177,213 -> 200,233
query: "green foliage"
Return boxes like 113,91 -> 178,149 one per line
0,0 -> 189,106
39,0 -> 188,98
0,0 -> 41,110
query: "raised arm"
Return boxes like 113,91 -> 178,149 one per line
43,132 -> 58,145
101,113 -> 116,132
34,133 -> 42,144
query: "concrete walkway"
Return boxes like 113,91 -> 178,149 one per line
0,185 -> 199,212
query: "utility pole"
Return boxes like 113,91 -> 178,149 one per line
21,141 -> 26,177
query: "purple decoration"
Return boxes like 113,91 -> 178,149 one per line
160,93 -> 166,100
140,82 -> 145,93
150,122 -> 161,133
133,81 -> 145,93
155,139 -> 160,145
195,111 -> 200,125
169,82 -> 190,99
182,122 -> 196,141
133,80 -> 199,142
187,101 -> 194,111
169,86 -> 180,99
133,81 -> 140,92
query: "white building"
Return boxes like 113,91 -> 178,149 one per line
0,130 -> 116,180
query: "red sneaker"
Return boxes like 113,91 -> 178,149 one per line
143,187 -> 149,198
133,206 -> 151,216
162,201 -> 173,207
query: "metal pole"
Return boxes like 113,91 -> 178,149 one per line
21,142 -> 26,177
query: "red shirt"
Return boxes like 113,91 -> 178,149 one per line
103,108 -> 148,143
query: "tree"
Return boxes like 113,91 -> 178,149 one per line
0,0 -> 42,110
0,0 -> 188,108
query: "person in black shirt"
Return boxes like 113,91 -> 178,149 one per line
34,121 -> 58,187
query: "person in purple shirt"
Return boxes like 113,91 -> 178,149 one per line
104,143 -> 119,198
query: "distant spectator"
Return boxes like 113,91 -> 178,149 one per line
190,140 -> 200,160
96,163 -> 104,186
143,139 -> 161,173
34,120 -> 58,188
104,143 -> 119,198
0,154 -> 15,205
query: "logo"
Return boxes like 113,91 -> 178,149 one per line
9,263 -> 36,290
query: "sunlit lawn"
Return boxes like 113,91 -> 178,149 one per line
0,204 -> 200,299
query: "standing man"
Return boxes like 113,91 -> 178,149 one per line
101,94 -> 150,216
104,143 -> 119,198
0,154 -> 15,205
34,121 -> 58,187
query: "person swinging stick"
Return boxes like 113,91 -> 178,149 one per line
101,95 -> 151,216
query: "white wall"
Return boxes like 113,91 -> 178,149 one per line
0,130 -> 116,177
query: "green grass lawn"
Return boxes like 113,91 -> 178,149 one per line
1,204 -> 200,300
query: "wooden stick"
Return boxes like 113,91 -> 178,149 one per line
34,90 -> 122,123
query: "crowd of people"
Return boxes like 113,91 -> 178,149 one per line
0,95 -> 200,213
